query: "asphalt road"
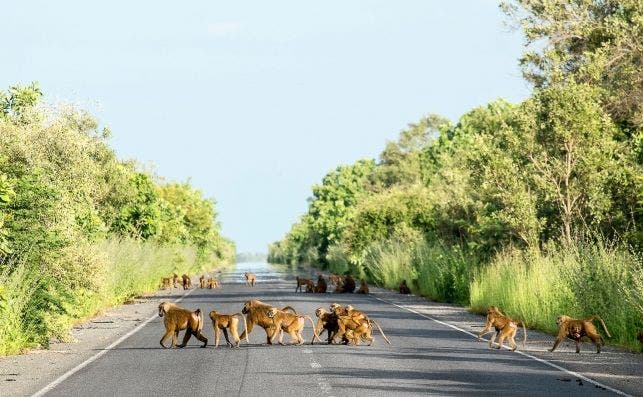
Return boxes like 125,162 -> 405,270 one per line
35,263 -> 634,397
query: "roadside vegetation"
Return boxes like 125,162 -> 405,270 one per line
269,0 -> 643,350
0,86 -> 234,355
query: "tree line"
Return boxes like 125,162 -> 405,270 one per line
0,82 -> 234,354
269,0 -> 642,348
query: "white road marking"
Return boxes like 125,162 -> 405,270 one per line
372,295 -> 634,397
31,289 -> 196,397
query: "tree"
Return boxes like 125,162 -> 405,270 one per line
502,0 -> 643,128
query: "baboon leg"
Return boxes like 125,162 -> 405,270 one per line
222,328 -> 233,347
195,330 -> 208,348
160,330 -> 173,348
590,335 -> 603,353
214,326 -> 221,348
575,340 -> 581,354
549,337 -> 563,352
230,325 -> 241,347
177,330 -> 192,348
239,322 -> 254,341
265,326 -> 276,345
509,335 -> 517,351
496,333 -> 506,350
172,331 -> 179,348
488,331 -> 497,348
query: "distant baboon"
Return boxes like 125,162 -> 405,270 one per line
158,302 -> 208,348
549,315 -> 611,354
295,276 -> 313,293
181,274 -> 192,290
172,273 -> 180,288
399,280 -> 410,294
160,277 -> 172,290
315,275 -> 327,293
244,272 -> 256,287
334,275 -> 356,293
328,274 -> 341,286
357,279 -> 369,294
207,278 -> 220,289
199,274 -> 207,289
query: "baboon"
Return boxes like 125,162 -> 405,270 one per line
181,274 -> 192,290
314,307 -> 339,344
330,304 -> 390,346
295,276 -> 313,292
158,302 -> 208,348
160,277 -> 172,290
549,315 -> 611,354
478,306 -> 526,351
305,279 -> 315,293
244,272 -> 256,287
172,273 -> 180,288
328,274 -> 341,286
357,279 -> 369,294
315,275 -> 327,293
266,308 -> 320,345
207,278 -> 219,289
399,280 -> 411,294
199,275 -> 207,289
208,310 -> 249,348
239,300 -> 297,344
334,275 -> 355,293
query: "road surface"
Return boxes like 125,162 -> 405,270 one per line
30,262 -> 639,397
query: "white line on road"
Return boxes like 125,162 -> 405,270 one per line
371,295 -> 634,397
31,288 -> 196,397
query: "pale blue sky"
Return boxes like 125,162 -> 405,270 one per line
1,1 -> 530,252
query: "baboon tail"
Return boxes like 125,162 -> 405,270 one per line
230,313 -> 250,343
370,320 -> 391,345
196,309 -> 204,332
304,316 -> 320,345
281,306 -> 297,314
521,322 -> 527,349
595,316 -> 611,338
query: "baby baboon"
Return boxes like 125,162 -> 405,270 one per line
314,307 -> 339,344
478,306 -> 526,351
549,315 -> 611,354
244,272 -> 256,287
266,308 -> 320,345
209,310 -> 249,348
199,275 -> 207,289
357,279 -> 369,294
239,299 -> 297,344
399,280 -> 411,294
207,278 -> 219,289
315,275 -> 327,293
158,302 -> 208,348
181,274 -> 192,290
160,277 -> 172,290
295,276 -> 313,292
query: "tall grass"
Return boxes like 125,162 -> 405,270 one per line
363,238 -> 473,304
470,240 -> 643,350
0,259 -> 41,355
